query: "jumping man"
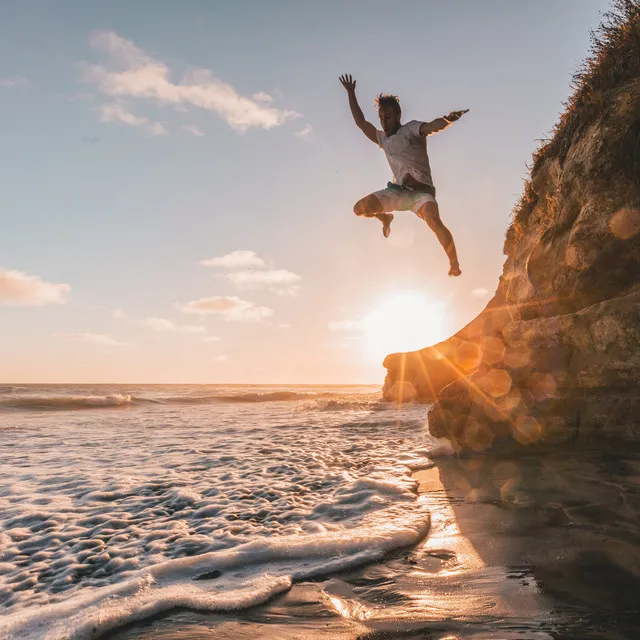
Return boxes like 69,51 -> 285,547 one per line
339,73 -> 467,277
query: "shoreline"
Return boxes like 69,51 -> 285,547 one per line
108,461 -> 545,640
109,450 -> 640,639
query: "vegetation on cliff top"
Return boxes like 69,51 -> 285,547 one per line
510,0 -> 640,236
535,0 -> 640,169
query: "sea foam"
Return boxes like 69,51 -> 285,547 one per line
0,385 -> 432,639
1,499 -> 430,639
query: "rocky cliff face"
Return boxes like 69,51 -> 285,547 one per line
383,1 -> 640,452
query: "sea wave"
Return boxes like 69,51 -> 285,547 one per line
0,390 -> 380,411
163,391 -> 341,404
0,394 -> 133,410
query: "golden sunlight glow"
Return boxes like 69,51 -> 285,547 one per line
362,292 -> 450,362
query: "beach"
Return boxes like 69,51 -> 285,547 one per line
111,454 -> 640,640
2,384 -> 639,639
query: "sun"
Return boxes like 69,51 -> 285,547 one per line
362,291 -> 450,362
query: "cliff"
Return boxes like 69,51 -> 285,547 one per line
382,0 -> 640,451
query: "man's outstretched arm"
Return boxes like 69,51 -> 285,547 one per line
339,74 -> 378,144
419,109 -> 469,136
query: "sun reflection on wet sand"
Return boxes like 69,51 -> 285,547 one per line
414,465 -> 486,573
320,463 -> 554,638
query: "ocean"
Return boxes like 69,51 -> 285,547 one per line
1,384 -> 639,639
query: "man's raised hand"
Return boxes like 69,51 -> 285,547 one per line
446,109 -> 469,122
339,74 -> 357,92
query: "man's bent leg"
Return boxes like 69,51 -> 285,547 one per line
354,194 -> 394,238
417,201 -> 461,276
353,194 -> 383,217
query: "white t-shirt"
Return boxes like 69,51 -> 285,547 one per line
376,120 -> 433,187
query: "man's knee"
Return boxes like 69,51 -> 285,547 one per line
354,195 -> 382,217
418,202 -> 441,228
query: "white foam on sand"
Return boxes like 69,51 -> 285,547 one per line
1,498 -> 430,640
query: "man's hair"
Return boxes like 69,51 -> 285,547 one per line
374,93 -> 401,114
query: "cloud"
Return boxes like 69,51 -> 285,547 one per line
203,336 -> 221,342
201,250 -> 266,270
143,317 -> 206,333
0,269 -> 70,306
328,319 -> 361,331
111,308 -> 126,319
278,323 -> 291,329
84,30 -> 300,133
214,355 -> 228,362
252,92 -> 273,103
178,296 -> 273,322
339,335 -> 363,348
471,287 -> 490,297
183,124 -> 204,137
201,251 -> 301,294
329,317 -> 367,349
59,332 -> 130,346
0,76 -> 29,88
99,101 -> 166,135
294,124 -> 314,142
224,269 -> 301,295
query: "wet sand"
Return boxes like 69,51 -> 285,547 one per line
108,451 -> 640,640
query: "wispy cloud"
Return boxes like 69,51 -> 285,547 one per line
203,336 -> 221,342
83,30 -> 300,133
252,92 -> 273,103
143,317 -> 206,333
294,124 -> 314,142
202,250 -> 301,294
328,319 -> 362,331
59,332 -> 130,347
214,355 -> 228,362
278,323 -> 292,329
471,287 -> 490,297
224,269 -> 301,296
111,308 -> 126,319
183,124 -> 204,137
329,318 -> 367,350
338,335 -> 364,348
201,250 -> 266,269
178,296 -> 273,322
0,269 -> 70,306
99,101 -> 166,135
0,76 -> 29,88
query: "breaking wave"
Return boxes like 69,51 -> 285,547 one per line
0,390 -> 381,412
164,391 -> 340,404
0,394 -> 134,410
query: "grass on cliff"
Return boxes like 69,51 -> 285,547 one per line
508,0 -> 640,240
534,0 -> 640,169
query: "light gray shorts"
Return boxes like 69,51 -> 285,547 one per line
372,184 -> 437,214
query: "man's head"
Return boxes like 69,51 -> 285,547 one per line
375,94 -> 401,135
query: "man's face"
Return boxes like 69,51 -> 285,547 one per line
378,105 -> 401,134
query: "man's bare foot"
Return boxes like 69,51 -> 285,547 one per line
448,263 -> 462,277
376,213 -> 393,238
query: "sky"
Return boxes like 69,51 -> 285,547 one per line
0,0 -> 611,384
